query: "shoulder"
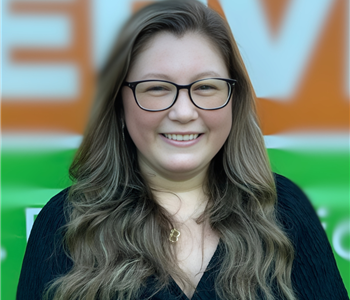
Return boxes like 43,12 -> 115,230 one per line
273,173 -> 319,239
28,188 -> 70,241
273,173 -> 326,248
274,173 -> 311,211
273,174 -> 349,299
17,188 -> 72,300
22,187 -> 71,260
40,187 -> 69,215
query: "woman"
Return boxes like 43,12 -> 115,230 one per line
17,1 -> 348,299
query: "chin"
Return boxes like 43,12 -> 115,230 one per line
161,160 -> 206,175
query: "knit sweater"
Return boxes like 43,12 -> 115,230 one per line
17,174 -> 349,299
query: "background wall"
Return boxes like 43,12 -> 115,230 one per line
1,0 -> 349,299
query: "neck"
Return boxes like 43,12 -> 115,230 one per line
154,185 -> 208,221
139,162 -> 209,221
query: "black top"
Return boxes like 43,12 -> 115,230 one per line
17,174 -> 349,299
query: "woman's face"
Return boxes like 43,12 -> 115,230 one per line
122,32 -> 232,181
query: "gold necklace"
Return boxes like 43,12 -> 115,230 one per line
169,228 -> 181,242
168,199 -> 207,243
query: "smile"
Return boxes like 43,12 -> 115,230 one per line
162,133 -> 200,141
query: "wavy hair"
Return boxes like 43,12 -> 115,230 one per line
45,1 -> 296,299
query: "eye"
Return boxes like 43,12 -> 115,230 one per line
196,84 -> 216,90
146,85 -> 171,92
136,81 -> 174,95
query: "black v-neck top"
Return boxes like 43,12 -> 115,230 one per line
140,241 -> 223,300
17,174 -> 349,299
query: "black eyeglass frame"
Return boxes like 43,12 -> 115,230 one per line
123,78 -> 237,112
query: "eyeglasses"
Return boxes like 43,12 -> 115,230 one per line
123,78 -> 237,111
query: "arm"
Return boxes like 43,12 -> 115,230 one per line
16,189 -> 73,300
275,174 -> 349,300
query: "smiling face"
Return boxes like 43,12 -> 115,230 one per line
122,32 -> 232,182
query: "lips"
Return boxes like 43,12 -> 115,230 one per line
162,133 -> 201,141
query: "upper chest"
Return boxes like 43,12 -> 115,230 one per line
172,224 -> 220,298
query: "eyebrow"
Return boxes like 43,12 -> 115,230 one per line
142,73 -> 173,81
141,71 -> 223,81
194,71 -> 222,79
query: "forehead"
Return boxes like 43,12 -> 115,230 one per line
126,31 -> 229,82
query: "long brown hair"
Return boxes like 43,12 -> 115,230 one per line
45,1 -> 296,299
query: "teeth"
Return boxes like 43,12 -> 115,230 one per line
164,134 -> 199,141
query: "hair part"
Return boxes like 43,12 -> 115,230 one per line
45,1 -> 296,299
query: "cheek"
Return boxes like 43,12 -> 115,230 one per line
206,107 -> 232,157
122,89 -> 144,141
206,105 -> 232,139
122,88 -> 162,146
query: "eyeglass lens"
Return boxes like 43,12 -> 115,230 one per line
135,79 -> 230,110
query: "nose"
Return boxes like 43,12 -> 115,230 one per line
167,89 -> 198,123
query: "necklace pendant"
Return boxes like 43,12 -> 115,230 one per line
169,228 -> 180,242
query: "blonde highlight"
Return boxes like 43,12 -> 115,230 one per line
45,1 -> 296,299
